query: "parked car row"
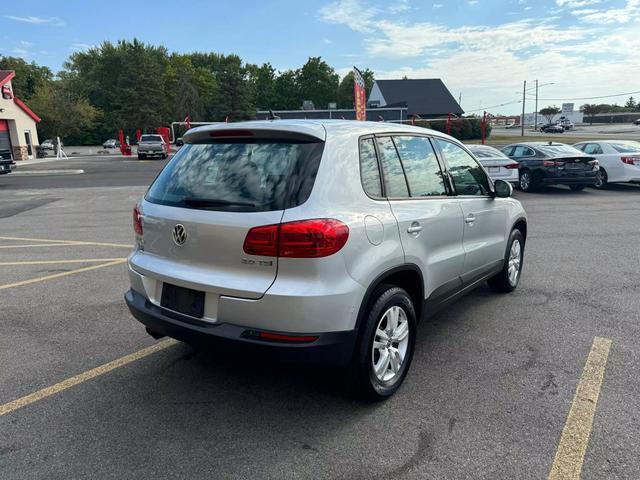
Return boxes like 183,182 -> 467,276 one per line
467,139 -> 640,192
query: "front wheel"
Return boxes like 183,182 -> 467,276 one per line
488,229 -> 524,293
346,285 -> 416,401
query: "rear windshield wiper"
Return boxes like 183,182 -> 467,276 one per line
183,197 -> 255,208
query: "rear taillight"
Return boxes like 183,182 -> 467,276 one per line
621,156 -> 640,165
243,219 -> 349,258
504,163 -> 520,170
542,160 -> 559,167
133,206 -> 143,235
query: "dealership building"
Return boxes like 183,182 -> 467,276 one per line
0,70 -> 41,161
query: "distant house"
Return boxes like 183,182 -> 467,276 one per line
0,70 -> 41,161
368,79 -> 464,119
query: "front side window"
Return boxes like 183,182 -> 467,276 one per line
393,136 -> 447,197
377,137 -> 409,197
359,138 -> 382,197
146,141 -> 324,212
436,139 -> 490,196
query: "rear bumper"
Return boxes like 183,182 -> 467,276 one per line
125,289 -> 356,366
539,170 -> 599,186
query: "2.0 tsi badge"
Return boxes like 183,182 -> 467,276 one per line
172,224 -> 187,246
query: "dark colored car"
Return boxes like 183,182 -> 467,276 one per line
540,123 -> 564,133
0,149 -> 15,175
175,137 -> 184,147
501,142 -> 600,192
633,119 -> 640,126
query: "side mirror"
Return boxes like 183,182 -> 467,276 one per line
494,179 -> 513,198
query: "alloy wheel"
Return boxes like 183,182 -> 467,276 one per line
372,306 -> 410,382
508,239 -> 522,286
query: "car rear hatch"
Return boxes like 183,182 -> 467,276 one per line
130,124 -> 326,301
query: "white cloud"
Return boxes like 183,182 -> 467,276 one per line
319,0 -> 378,33
468,0 -> 479,5
70,43 -> 94,51
555,0 -> 600,7
574,0 -> 640,23
433,3 -> 443,8
4,15 -> 65,26
322,38 -> 333,44
388,0 -> 411,14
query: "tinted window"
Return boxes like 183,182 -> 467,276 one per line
537,144 -> 584,156
146,141 -> 324,212
512,146 -> 535,157
393,136 -> 447,196
359,138 -> 382,197
377,137 -> 409,197
469,145 -> 509,159
436,139 -> 490,196
140,135 -> 163,142
583,143 -> 603,155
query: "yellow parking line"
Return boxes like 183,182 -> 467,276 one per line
548,336 -> 612,480
0,259 -> 126,291
0,338 -> 178,417
0,236 -> 132,248
0,258 -> 126,266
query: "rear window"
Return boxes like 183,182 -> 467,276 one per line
141,135 -> 163,142
537,144 -> 583,156
145,141 -> 324,212
609,141 -> 640,153
468,146 -> 508,158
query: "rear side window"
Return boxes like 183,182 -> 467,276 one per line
512,146 -> 535,157
359,138 -> 382,197
377,137 -> 409,197
146,141 -> 324,212
583,143 -> 603,155
393,136 -> 447,196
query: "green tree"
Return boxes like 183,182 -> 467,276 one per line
625,96 -> 637,110
336,68 -> 375,109
580,104 -> 600,125
273,70 -> 300,110
213,55 -> 254,120
539,105 -> 561,124
0,56 -> 53,100
296,57 -> 339,110
28,81 -> 100,143
247,62 -> 277,111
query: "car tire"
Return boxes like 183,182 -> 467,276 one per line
518,170 -> 534,192
488,229 -> 525,293
570,185 -> 585,191
138,154 -> 145,160
594,169 -> 608,189
346,284 -> 416,401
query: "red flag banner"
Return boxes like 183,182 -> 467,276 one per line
353,67 -> 366,121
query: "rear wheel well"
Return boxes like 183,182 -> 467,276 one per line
359,267 -> 424,329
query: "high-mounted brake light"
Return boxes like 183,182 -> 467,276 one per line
243,219 -> 349,258
209,129 -> 255,138
133,206 -> 143,235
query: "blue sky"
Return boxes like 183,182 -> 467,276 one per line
2,0 -> 639,114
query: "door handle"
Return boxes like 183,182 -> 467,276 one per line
407,223 -> 423,234
465,214 -> 476,224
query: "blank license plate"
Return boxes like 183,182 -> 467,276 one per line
161,283 -> 205,318
488,167 -> 500,173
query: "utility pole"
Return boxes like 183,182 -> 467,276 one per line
521,80 -> 526,137
534,79 -> 539,130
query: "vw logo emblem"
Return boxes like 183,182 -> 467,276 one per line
172,224 -> 187,246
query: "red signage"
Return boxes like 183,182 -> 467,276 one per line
2,85 -> 13,99
353,67 -> 366,121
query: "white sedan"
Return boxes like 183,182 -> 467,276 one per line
466,144 -> 520,185
573,140 -> 640,188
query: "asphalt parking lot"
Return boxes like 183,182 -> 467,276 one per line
1,155 -> 639,479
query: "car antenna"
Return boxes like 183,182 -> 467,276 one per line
267,109 -> 280,120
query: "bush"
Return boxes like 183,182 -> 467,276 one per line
413,118 -> 490,141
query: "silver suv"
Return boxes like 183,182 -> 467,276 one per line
125,120 -> 527,400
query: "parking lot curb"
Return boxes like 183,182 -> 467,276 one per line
10,169 -> 85,176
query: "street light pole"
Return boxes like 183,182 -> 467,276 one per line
521,80 -> 526,137
534,79 -> 539,130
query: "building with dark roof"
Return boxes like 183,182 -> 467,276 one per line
368,79 -> 463,119
0,70 -> 41,161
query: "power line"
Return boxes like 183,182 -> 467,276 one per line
537,90 -> 640,102
465,99 -> 522,113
